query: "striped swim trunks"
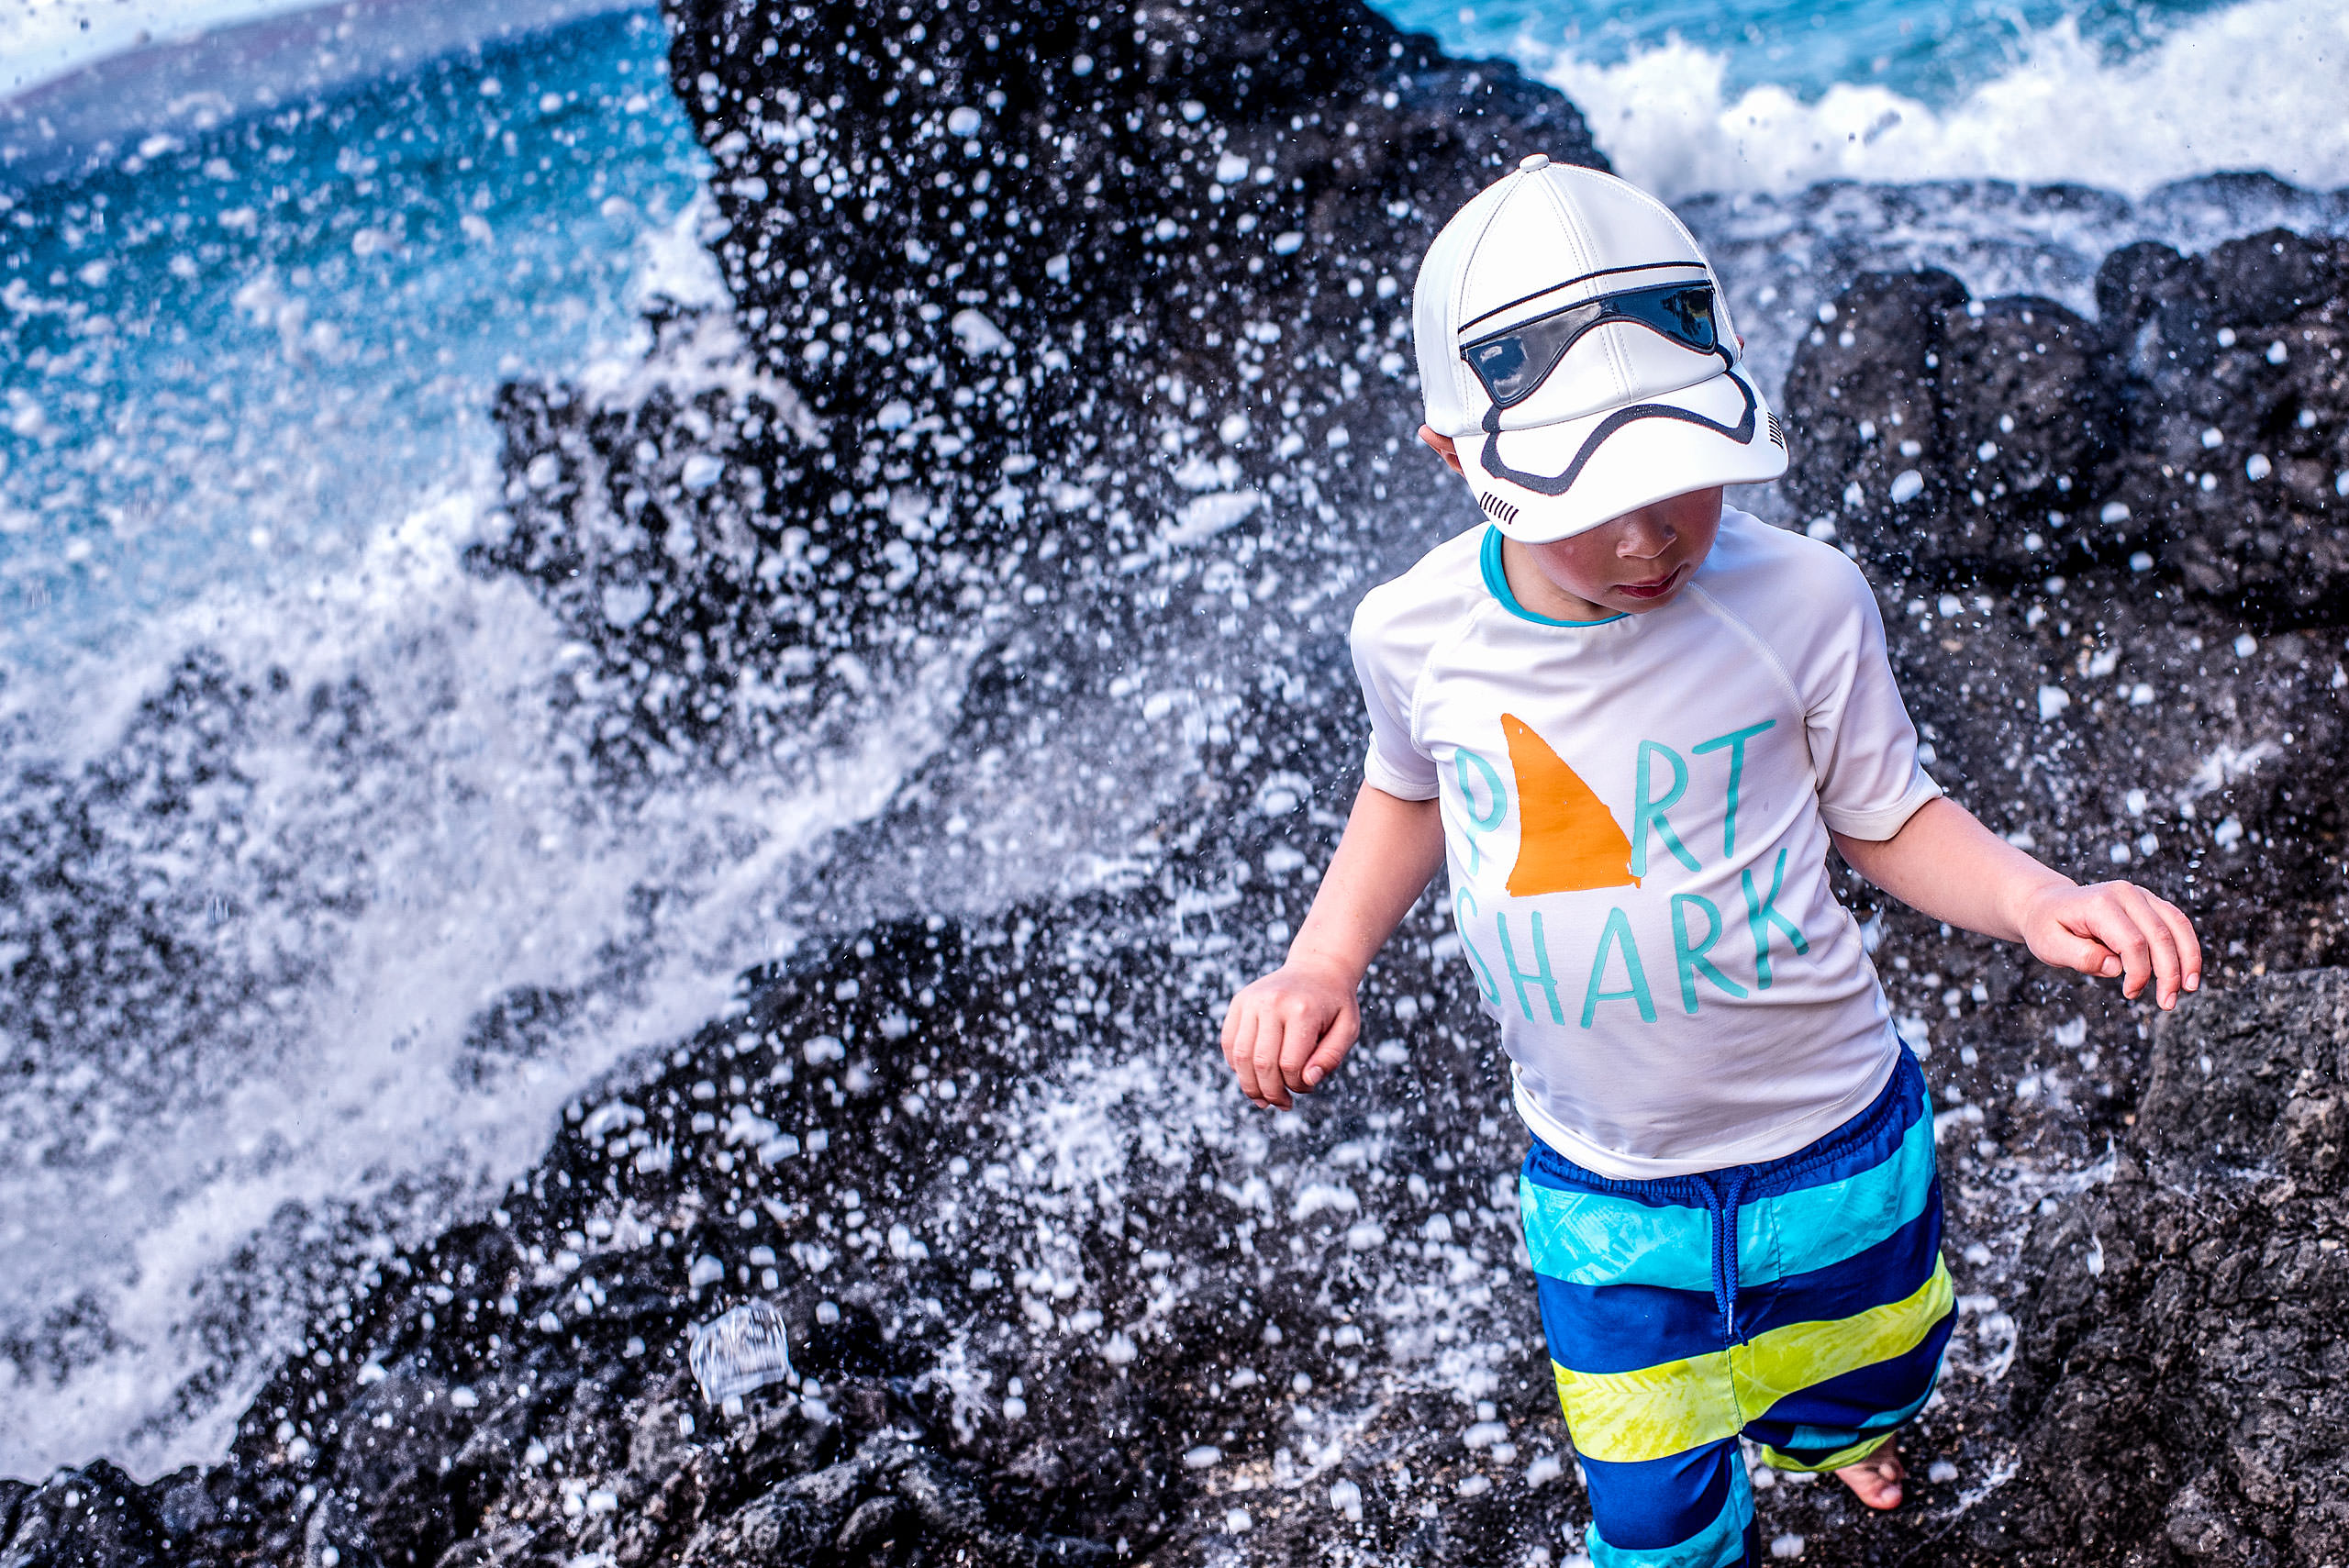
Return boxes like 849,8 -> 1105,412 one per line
1517,1049 -> 1953,1567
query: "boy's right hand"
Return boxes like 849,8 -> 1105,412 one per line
1214,784 -> 1444,1110
1219,961 -> 1361,1110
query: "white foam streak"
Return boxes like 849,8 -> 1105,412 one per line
1540,0 -> 2349,201
584,198 -> 823,444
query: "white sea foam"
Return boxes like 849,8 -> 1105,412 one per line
1535,0 -> 2349,202
0,473 -> 970,1479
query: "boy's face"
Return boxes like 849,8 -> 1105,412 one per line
1519,486 -> 1724,616
1418,425 -> 1723,617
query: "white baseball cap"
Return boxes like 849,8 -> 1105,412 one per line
1413,156 -> 1787,543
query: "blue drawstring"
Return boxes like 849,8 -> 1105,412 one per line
1698,1167 -> 1753,1340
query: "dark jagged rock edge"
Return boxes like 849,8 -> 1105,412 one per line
1784,236 -> 2349,624
8,0 -> 2349,1562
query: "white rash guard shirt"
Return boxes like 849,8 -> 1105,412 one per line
1350,506 -> 1942,1179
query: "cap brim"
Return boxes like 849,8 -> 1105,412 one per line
1459,362 -> 1788,543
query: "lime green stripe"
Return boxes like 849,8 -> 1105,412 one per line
1554,1257 -> 1953,1464
1731,1257 -> 1954,1417
1759,1430 -> 1894,1474
1553,1348 -> 1741,1465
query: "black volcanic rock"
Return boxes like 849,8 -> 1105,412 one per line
1782,231 -> 2349,625
475,0 -> 1602,802
2097,231 -> 2349,624
1783,272 -> 2121,583
8,895 -> 1574,1568
0,1463 -> 171,1566
1776,236 -> 2349,999
1869,557 -> 2349,986
665,0 -> 1602,443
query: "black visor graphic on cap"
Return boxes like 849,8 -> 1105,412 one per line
1459,283 -> 1723,411
1461,281 -> 1756,500
1477,373 -> 1760,499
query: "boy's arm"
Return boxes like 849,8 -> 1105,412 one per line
1831,796 -> 2202,1009
1220,784 -> 1445,1109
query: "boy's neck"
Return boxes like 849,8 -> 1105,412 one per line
1497,536 -> 1611,623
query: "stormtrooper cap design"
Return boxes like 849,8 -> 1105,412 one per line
1413,156 -> 1787,543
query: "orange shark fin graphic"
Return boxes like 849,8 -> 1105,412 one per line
1502,713 -> 1638,896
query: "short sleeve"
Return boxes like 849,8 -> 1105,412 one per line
1349,586 -> 1442,801
1804,559 -> 1943,840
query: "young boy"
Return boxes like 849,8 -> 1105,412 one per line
1219,158 -> 2200,1565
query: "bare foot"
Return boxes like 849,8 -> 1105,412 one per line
1834,1445 -> 1904,1511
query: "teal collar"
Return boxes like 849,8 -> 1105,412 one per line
1480,527 -> 1628,628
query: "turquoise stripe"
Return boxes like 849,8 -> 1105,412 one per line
1480,526 -> 1627,628
1520,1179 -> 1721,1292
1587,1464 -> 1753,1568
1739,1094 -> 1936,1286
1520,1088 -> 1935,1292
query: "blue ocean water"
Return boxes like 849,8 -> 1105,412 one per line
5,0 -> 2344,661
0,0 -> 2343,1484
0,6 -> 701,657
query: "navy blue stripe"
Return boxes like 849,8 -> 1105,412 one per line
1578,1438 -> 1740,1552
1537,1273 -> 1727,1374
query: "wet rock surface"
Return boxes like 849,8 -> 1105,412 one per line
4,901 -> 1579,1567
1960,970 -> 2349,1566
9,0 -> 2349,1562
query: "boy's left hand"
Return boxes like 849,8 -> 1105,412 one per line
2014,879 -> 2201,1009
